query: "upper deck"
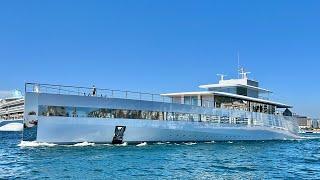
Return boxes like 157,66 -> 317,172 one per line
161,68 -> 293,115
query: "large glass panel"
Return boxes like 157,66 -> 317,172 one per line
38,105 -> 48,116
184,96 -> 191,105
37,105 -> 289,129
66,107 -> 77,117
46,106 -> 67,116
191,96 -> 198,106
215,96 -> 249,111
236,87 -> 248,96
166,112 -> 174,121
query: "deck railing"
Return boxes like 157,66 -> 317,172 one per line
25,83 -> 174,103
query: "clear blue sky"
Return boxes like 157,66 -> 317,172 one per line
0,1 -> 319,117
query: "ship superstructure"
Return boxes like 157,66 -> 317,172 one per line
0,90 -> 24,131
0,90 -> 24,120
22,69 -> 299,143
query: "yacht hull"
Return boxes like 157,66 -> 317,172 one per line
34,117 -> 299,144
22,92 -> 300,143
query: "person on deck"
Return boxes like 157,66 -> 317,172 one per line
92,85 -> 97,96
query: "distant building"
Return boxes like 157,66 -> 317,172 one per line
0,90 -> 24,120
295,115 -> 313,129
311,119 -> 319,129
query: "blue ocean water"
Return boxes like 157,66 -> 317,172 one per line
0,132 -> 319,179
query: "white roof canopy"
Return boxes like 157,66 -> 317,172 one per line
199,77 -> 272,94
161,91 -> 291,108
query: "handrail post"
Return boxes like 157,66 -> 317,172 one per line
125,91 -> 128,99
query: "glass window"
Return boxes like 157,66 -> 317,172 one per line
46,106 -> 67,116
191,96 -> 198,106
66,107 -> 77,117
38,105 -> 48,116
184,96 -> 191,105
38,105 -> 264,127
236,87 -> 248,96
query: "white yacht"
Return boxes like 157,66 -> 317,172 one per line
22,69 -> 300,144
0,90 -> 24,131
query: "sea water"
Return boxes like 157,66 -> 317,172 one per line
1,132 -> 319,179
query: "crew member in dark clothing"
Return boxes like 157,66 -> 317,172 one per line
93,85 -> 97,96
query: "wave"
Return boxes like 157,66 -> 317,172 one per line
72,142 -> 95,147
227,141 -> 233,144
18,141 -> 57,147
0,123 -> 23,132
155,142 -> 166,145
204,141 -> 215,144
114,142 -> 128,147
101,143 -> 113,146
136,142 -> 147,147
184,142 -> 197,146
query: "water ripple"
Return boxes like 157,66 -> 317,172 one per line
1,132 -> 320,179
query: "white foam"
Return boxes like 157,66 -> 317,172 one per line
115,142 -> 128,146
72,142 -> 95,147
184,142 -> 197,146
155,142 -> 165,145
18,141 -> 57,147
136,142 -> 147,147
227,141 -> 233,144
101,143 -> 113,146
204,141 -> 215,144
0,123 -> 23,131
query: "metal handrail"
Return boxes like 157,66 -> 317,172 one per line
25,82 -> 173,103
25,83 -> 161,97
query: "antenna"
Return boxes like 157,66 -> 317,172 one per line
217,74 -> 227,81
237,51 -> 240,78
239,68 -> 251,79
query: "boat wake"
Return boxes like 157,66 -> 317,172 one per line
136,142 -> 147,147
154,142 -> 166,145
18,141 -> 57,147
114,142 -> 128,147
183,142 -> 197,146
101,143 -> 113,146
70,142 -> 95,147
